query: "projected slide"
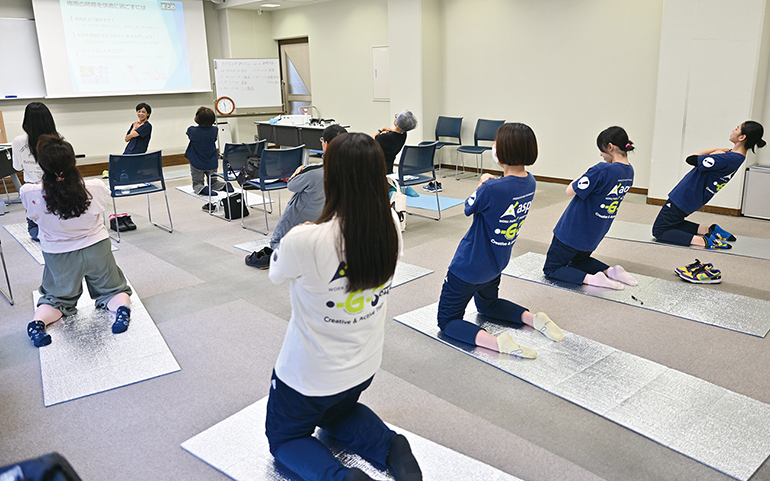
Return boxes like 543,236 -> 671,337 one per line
33,0 -> 210,98
60,0 -> 190,93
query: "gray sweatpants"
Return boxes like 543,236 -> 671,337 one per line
191,165 -> 227,195
38,238 -> 131,316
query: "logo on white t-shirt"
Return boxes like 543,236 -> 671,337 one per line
577,176 -> 590,190
702,157 -> 715,168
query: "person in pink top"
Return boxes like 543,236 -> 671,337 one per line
21,135 -> 132,348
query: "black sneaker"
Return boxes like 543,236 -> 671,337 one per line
245,247 -> 273,269
387,434 -> 422,481
202,202 -> 218,211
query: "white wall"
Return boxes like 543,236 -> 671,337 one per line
441,0 -> 664,188
648,0 -> 770,210
0,0 -> 221,163
269,0 -> 392,135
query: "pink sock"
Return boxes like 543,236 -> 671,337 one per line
607,265 -> 638,286
585,271 -> 624,290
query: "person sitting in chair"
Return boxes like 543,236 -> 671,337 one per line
245,124 -> 347,269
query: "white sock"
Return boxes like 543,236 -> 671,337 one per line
533,312 -> 563,342
585,271 -> 624,290
496,333 -> 537,359
606,265 -> 638,286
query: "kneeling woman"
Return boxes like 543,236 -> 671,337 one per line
266,133 -> 421,481
22,135 -> 131,347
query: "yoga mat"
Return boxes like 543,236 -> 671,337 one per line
33,280 -> 180,406
501,252 -> 770,337
393,301 -> 770,481
232,243 -> 434,289
406,194 -> 464,212
175,185 -> 273,208
606,220 -> 770,261
5,223 -> 117,266
181,396 -> 523,481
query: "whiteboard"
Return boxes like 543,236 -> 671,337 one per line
213,58 -> 282,110
0,18 -> 47,99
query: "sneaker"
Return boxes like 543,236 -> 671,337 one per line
709,223 -> 736,242
245,247 -> 273,269
202,202 -> 218,211
704,235 -> 732,250
678,263 -> 722,284
422,181 -> 443,193
674,259 -> 720,277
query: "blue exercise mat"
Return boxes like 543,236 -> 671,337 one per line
406,194 -> 464,211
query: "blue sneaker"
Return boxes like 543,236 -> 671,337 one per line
704,234 -> 732,250
709,224 -> 736,242
422,181 -> 443,193
112,306 -> 131,334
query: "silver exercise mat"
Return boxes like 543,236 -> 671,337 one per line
501,251 -> 770,337
181,396 -> 522,481
393,301 -> 770,481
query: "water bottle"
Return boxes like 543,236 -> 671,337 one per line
120,170 -> 129,194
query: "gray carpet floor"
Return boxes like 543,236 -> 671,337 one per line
1,165 -> 769,481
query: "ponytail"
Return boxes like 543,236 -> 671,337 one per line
597,126 -> 634,153
36,135 -> 91,219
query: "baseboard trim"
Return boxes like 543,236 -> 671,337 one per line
645,197 -> 742,217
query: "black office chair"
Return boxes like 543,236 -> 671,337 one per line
419,116 -> 462,177
107,150 -> 172,242
243,145 -> 305,234
455,119 -> 505,179
398,142 -> 440,221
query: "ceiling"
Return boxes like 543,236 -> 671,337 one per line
214,0 -> 338,11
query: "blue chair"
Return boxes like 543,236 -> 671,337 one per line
107,150 -> 172,243
242,145 -> 305,234
419,116 -> 462,177
455,119 -> 505,179
398,142 -> 440,221
209,141 -> 266,218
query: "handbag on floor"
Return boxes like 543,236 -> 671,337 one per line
221,193 -> 249,220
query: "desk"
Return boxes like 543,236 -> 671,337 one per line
255,122 -> 329,151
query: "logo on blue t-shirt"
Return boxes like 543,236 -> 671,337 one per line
577,176 -> 590,190
467,191 -> 477,206
702,157 -> 715,168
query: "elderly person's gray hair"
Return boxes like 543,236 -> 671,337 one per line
395,109 -> 417,132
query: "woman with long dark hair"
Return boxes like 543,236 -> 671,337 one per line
265,133 -> 420,481
11,102 -> 60,241
21,135 -> 132,348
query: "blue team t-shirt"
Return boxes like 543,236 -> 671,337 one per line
185,125 -> 219,171
448,173 -> 536,285
553,161 -> 634,252
124,121 -> 152,154
668,151 -> 745,216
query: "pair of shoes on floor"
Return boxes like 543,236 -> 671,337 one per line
675,259 -> 722,284
422,181 -> 443,193
245,246 -> 273,269
109,214 -> 136,232
27,320 -> 51,348
201,202 -> 218,212
112,306 -> 132,333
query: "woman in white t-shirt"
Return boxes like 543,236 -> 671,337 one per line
266,133 -> 420,481
22,135 -> 132,348
11,102 -> 60,241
